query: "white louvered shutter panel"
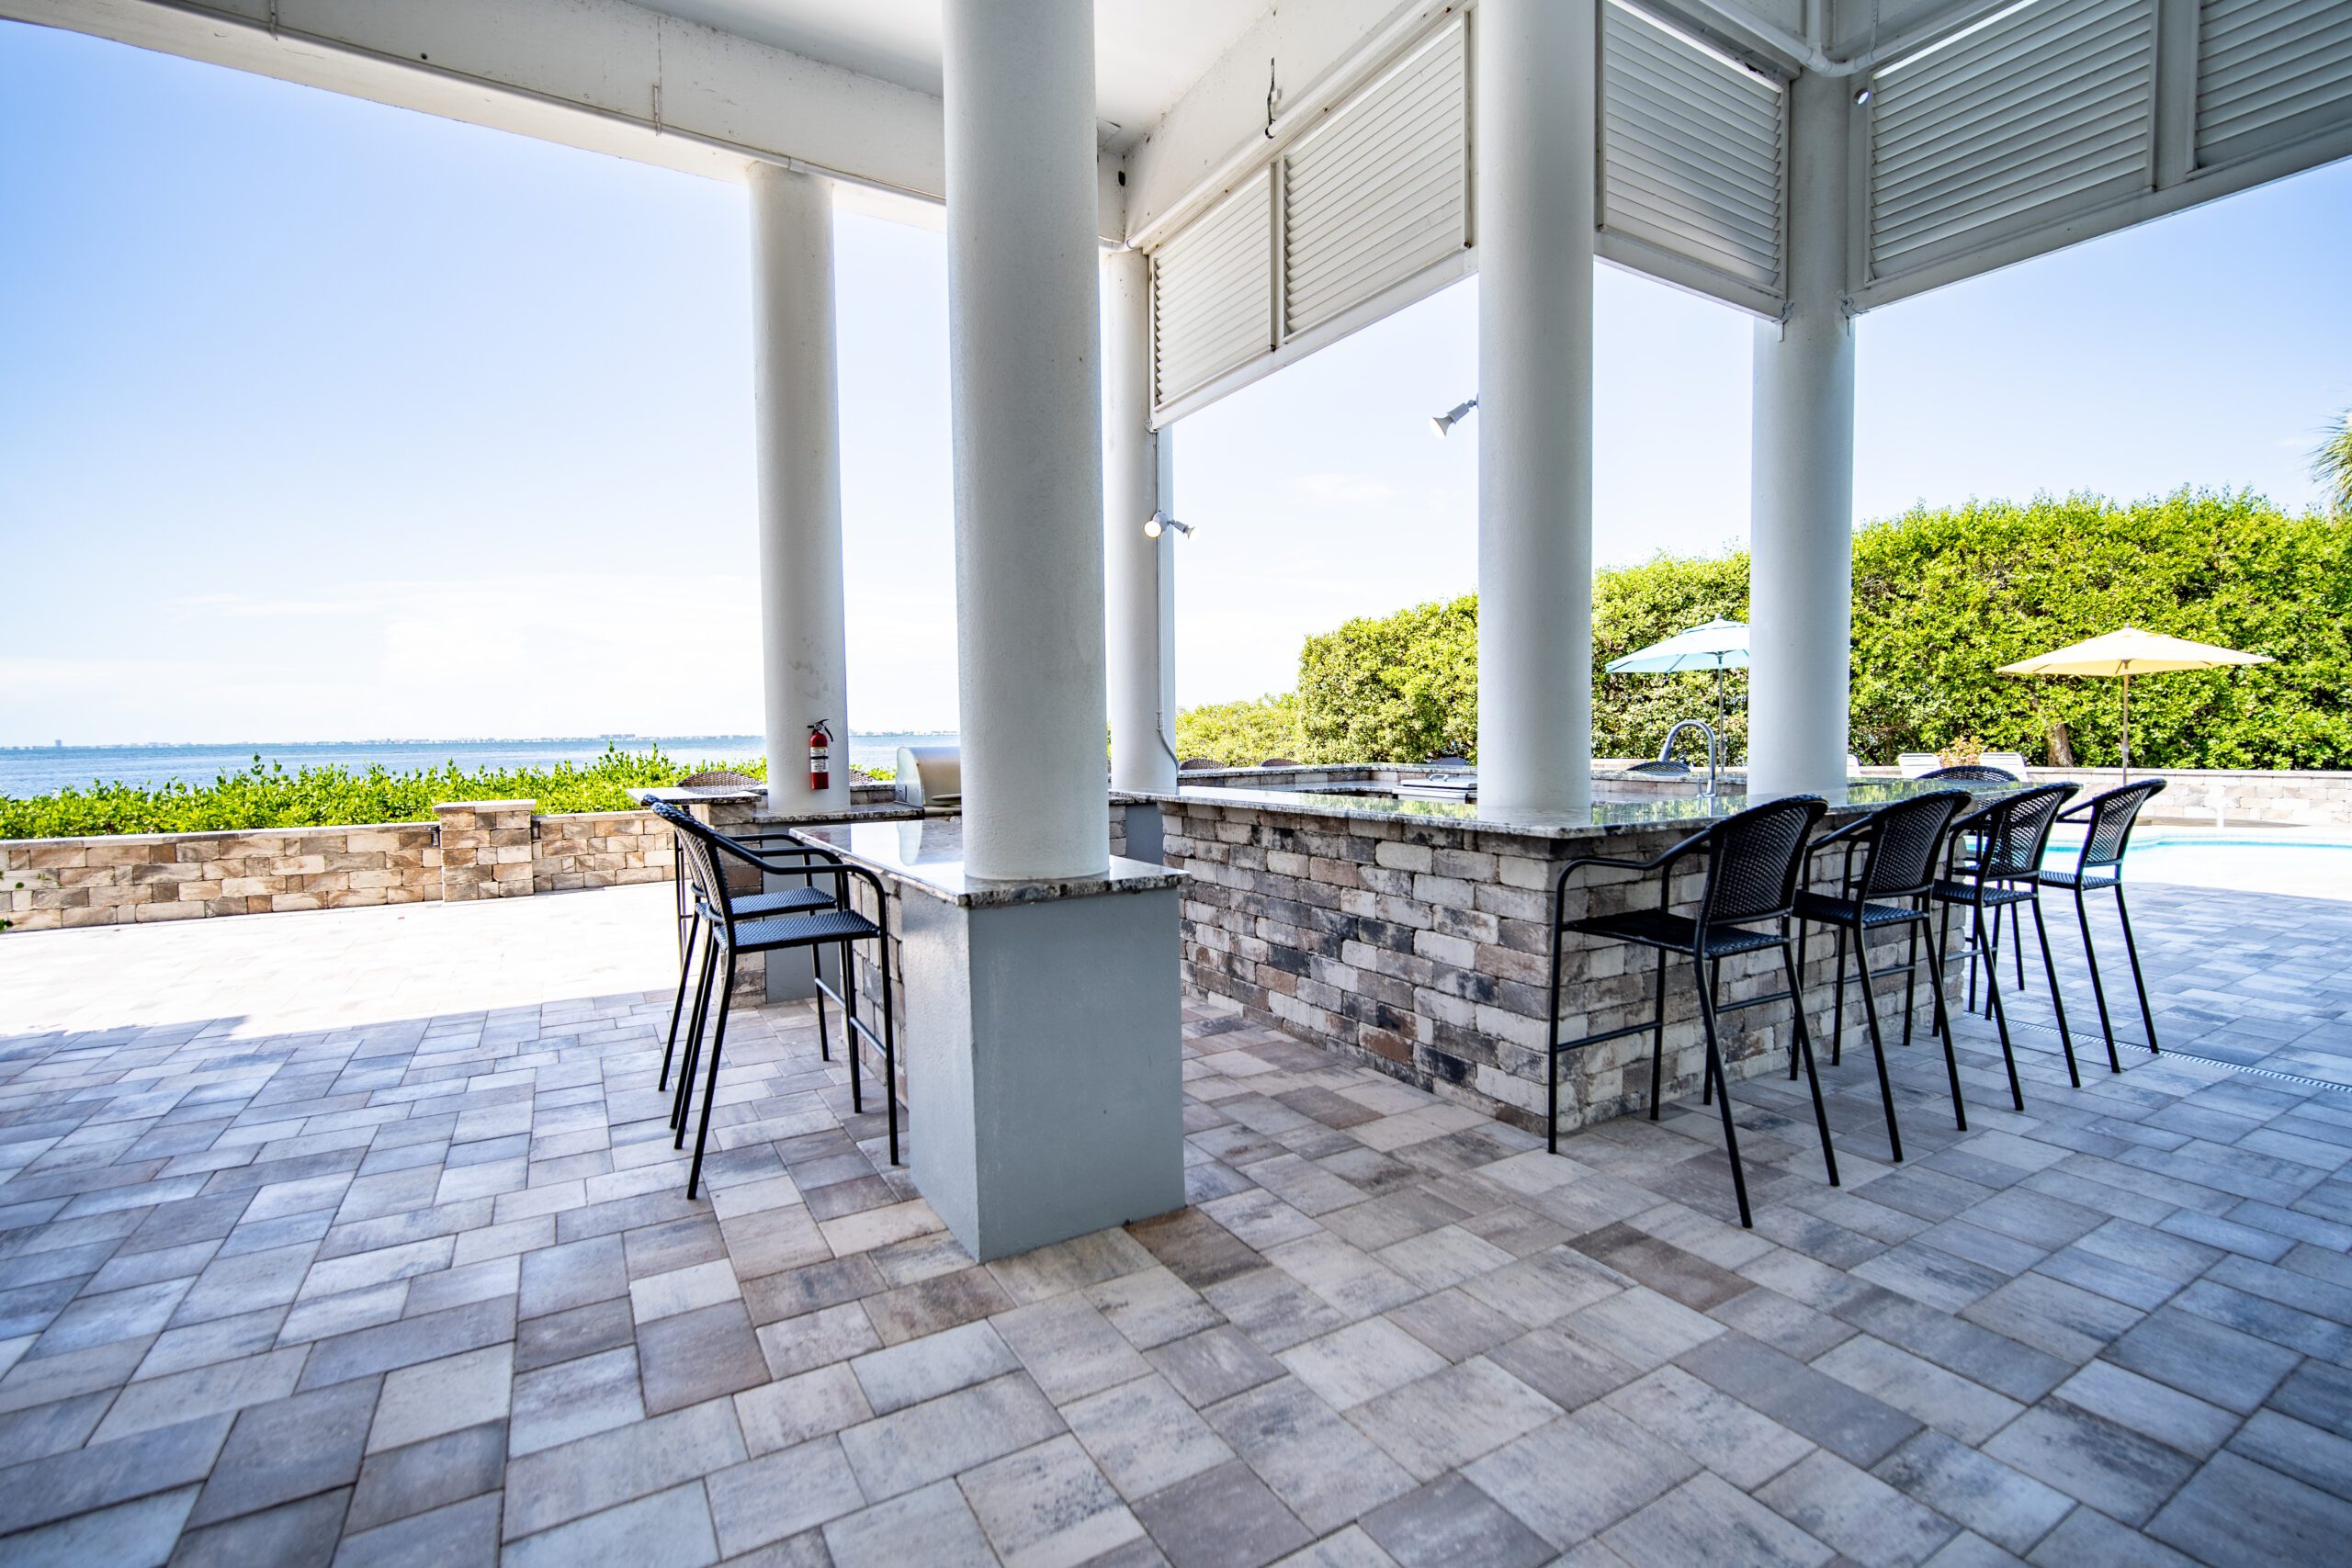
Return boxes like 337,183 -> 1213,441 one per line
1868,0 -> 2155,281
2196,0 -> 2352,169
1281,21 -> 1468,340
1600,1 -> 1785,295
1150,169 -> 1273,414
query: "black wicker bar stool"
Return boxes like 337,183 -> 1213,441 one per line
1929,782 -> 2082,1101
650,801 -> 900,1197
2039,779 -> 2168,1069
1546,795 -> 1838,1229
661,815 -> 837,1086
1791,790 -> 1971,1162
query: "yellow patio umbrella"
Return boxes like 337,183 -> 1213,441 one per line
1996,626 -> 2272,778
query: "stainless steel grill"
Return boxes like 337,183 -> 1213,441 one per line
894,745 -> 961,811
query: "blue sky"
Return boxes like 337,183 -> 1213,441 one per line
3,20 -> 2348,744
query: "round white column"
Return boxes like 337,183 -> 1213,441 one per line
1475,0 -> 1597,822
1103,248 -> 1178,797
1748,65 -> 1856,800
750,163 -> 850,817
943,0 -> 1109,880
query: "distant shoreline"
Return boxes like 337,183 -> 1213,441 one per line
0,734 -> 956,797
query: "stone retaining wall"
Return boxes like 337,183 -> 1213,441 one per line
2,823 -> 441,931
3,802 -> 678,932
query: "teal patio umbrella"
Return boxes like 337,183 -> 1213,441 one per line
1605,617 -> 1749,726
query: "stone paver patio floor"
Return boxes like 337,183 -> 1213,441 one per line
0,881 -> 2347,1566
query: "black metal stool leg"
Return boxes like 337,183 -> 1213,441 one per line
812,942 -> 832,1062
843,940 -> 864,1115
673,934 -> 720,1139
2010,900 -> 2026,994
2030,896 -> 2082,1087
2115,886 -> 2160,1055
1924,919 -> 1966,1131
1692,956 -> 1751,1228
662,913 -> 703,1092
687,951 -> 737,1199
1973,902 -> 2026,1111
1781,942 -> 1839,1188
1849,920 -> 1902,1162
1937,900 -> 1957,1035
1790,921 -> 1809,1082
879,938 -> 899,1166
1828,925 -> 1849,1066
1546,922 -> 1565,1153
1647,950 -> 1668,1116
2072,885 -> 2120,1070
1902,921 -> 1922,1048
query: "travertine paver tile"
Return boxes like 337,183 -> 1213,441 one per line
366,1341 -> 512,1453
850,1319 -> 1016,1414
1756,1448 -> 1960,1566
1205,1376 -> 1416,1531
734,1360 -> 872,1455
835,1371 -> 1065,1501
164,1484 -> 351,1568
344,1420 -> 506,1534
1275,1317 -> 1445,1410
508,1343 -> 642,1456
1600,1472 -> 1833,1568
1345,1357 -> 1561,1480
505,1479 -> 718,1568
704,1435 -> 867,1557
501,1395 -> 746,1540
1981,1402 -> 2199,1525
332,1491 -> 502,1568
1145,1324 -> 1286,1408
958,1433 -> 1146,1567
823,1477 -> 997,1568
1133,1460 -> 1311,1568
186,1376 -> 378,1527
1869,1431 -> 2074,1556
1602,1363 -> 1815,1488
635,1299 -> 769,1415
1360,1472 -> 1553,1568
1464,1407 -> 1697,1548
1061,1371 -> 1232,1500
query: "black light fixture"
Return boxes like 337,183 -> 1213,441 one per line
1430,397 -> 1478,439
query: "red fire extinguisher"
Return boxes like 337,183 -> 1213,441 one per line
807,720 -> 833,792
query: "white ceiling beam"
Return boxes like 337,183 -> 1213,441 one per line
2,0 -> 1131,238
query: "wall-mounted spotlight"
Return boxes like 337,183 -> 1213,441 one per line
1144,510 -> 1193,539
1430,397 -> 1478,439
1853,85 -> 1873,105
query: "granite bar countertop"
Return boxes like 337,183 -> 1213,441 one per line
794,818 -> 1184,908
1120,775 -> 2005,842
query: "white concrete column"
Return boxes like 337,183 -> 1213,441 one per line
749,163 -> 850,817
1475,0 -> 1597,822
944,0 -> 1109,880
1103,248 -> 1178,797
1748,62 -> 1856,799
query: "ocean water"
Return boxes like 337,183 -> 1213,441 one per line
0,734 -> 955,796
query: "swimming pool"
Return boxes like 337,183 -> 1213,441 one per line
2045,827 -> 2352,901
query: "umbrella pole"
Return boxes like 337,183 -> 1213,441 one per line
2120,670 -> 2131,782
1715,662 -> 1725,728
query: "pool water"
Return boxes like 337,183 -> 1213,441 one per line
2044,828 -> 2352,901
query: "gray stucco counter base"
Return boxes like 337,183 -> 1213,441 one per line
798,821 -> 1188,1261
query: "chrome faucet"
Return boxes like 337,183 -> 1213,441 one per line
1658,718 -> 1721,797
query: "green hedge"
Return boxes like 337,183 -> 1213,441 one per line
1172,694 -> 1305,767
1182,491 -> 2349,771
0,747 -> 763,840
